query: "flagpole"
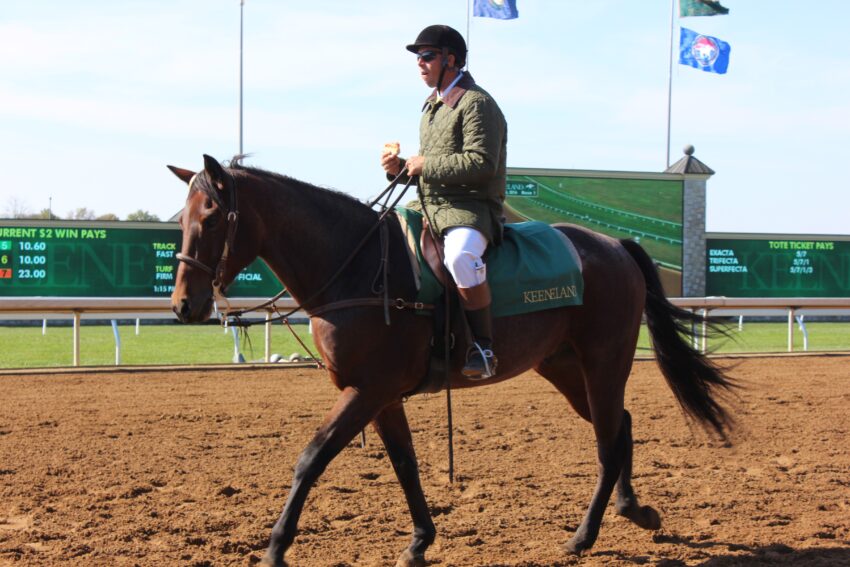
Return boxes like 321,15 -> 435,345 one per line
466,0 -> 471,69
239,0 -> 244,156
666,0 -> 675,168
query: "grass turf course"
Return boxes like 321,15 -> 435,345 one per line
506,175 -> 683,269
638,321 -> 850,355
0,322 -> 316,368
1,321 -> 847,369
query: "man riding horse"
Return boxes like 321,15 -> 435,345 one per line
381,24 -> 508,379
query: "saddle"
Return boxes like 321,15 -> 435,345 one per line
395,207 -> 584,318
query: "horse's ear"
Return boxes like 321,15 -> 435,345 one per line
203,154 -> 228,192
167,165 -> 196,185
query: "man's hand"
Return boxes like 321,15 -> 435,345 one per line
406,155 -> 425,176
381,142 -> 401,176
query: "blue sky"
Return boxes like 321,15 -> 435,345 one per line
1,1 -> 847,234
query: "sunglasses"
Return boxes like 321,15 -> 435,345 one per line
416,50 -> 439,63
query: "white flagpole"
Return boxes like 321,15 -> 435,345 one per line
466,0 -> 472,69
666,0 -> 676,168
239,0 -> 245,156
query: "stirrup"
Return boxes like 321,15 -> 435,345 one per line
462,342 -> 497,380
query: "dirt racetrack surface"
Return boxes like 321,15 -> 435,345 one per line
1,355 -> 849,566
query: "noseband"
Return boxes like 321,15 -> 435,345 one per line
175,172 -> 239,295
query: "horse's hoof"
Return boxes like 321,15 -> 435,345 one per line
636,505 -> 661,530
395,548 -> 426,567
563,535 -> 590,556
617,504 -> 662,531
258,552 -> 288,567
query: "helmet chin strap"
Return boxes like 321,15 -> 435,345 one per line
436,47 -> 450,98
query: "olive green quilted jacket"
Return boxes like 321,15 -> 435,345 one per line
400,72 -> 507,244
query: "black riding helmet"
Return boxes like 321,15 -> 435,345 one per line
406,25 -> 467,68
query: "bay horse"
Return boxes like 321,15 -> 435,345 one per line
168,155 -> 735,566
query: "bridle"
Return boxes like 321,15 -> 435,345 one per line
175,167 -> 433,327
175,172 -> 239,297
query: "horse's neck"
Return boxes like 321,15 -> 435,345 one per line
250,176 -> 378,306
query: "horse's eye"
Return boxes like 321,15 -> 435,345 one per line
204,214 -> 220,229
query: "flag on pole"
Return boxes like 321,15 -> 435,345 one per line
680,0 -> 729,17
679,27 -> 731,74
473,0 -> 518,20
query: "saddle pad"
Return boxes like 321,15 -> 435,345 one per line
396,207 -> 583,317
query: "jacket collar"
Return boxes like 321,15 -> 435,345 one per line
422,72 -> 476,111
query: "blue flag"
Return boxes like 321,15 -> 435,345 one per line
679,27 -> 731,74
473,0 -> 518,20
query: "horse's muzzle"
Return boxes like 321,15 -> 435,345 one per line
172,295 -> 213,323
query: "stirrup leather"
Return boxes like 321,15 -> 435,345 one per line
463,342 -> 497,379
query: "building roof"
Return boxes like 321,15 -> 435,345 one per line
665,145 -> 715,175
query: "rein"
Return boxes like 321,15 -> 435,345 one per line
176,169 -> 434,329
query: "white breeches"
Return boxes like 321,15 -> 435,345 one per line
442,226 -> 488,288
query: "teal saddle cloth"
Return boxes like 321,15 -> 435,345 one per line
396,207 -> 583,317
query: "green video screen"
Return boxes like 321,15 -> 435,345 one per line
706,237 -> 850,297
0,222 -> 282,298
505,172 -> 683,295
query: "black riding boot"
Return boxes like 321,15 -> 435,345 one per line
458,282 -> 497,379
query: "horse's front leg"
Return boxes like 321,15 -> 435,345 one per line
372,401 -> 436,567
261,386 -> 384,567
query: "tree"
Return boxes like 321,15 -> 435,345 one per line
35,208 -> 60,220
67,207 -> 96,220
126,210 -> 160,222
96,213 -> 120,221
2,197 -> 31,219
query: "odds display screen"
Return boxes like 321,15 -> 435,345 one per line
706,237 -> 850,297
0,221 -> 282,298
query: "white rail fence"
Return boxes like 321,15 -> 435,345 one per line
672,297 -> 850,354
0,297 -> 301,366
1,297 -> 849,366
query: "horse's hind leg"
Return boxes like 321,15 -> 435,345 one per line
614,410 -> 661,530
537,352 -> 631,555
563,397 -> 628,554
371,402 -> 436,567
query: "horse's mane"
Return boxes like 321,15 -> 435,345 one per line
226,155 -> 374,215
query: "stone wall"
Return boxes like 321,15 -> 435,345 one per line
682,177 -> 707,297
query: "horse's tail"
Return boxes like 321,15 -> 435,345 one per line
620,239 -> 737,437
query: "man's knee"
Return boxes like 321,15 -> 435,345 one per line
443,228 -> 487,286
445,251 -> 486,288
